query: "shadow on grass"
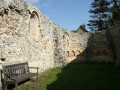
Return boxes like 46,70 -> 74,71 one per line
47,29 -> 118,90
47,59 -> 120,90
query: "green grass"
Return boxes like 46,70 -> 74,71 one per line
19,62 -> 120,90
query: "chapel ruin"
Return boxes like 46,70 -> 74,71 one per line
0,0 -> 120,77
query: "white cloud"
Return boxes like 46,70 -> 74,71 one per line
42,0 -> 53,7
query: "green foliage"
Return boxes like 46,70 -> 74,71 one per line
88,0 -> 111,31
88,0 -> 120,31
19,67 -> 62,90
19,63 -> 120,90
109,0 -> 120,25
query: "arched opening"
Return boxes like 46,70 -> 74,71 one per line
30,11 -> 40,41
76,50 -> 81,55
64,32 -> 69,37
72,51 -> 75,56
66,51 -> 69,57
63,32 -> 69,48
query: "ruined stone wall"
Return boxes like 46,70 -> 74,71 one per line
0,0 -> 65,72
109,25 -> 120,67
53,27 -> 66,67
62,30 -> 90,62
62,30 -> 114,63
0,0 -> 120,87
86,31 -> 113,62
0,0 -> 119,73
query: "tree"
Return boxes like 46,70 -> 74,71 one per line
88,0 -> 111,31
109,0 -> 120,25
88,0 -> 120,31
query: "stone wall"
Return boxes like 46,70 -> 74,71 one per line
0,0 -> 120,87
0,0 -> 119,71
0,0 -> 119,76
0,0 -> 65,72
86,31 -> 113,62
62,30 -> 90,62
109,25 -> 120,67
62,30 -> 114,63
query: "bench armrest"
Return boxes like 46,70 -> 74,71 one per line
29,67 -> 39,76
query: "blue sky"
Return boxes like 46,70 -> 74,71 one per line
23,0 -> 93,31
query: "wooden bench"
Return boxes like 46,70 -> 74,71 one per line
2,62 -> 39,90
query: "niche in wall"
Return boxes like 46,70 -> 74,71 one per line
30,11 -> 40,41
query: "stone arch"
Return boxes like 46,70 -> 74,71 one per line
76,50 -> 81,55
63,32 -> 69,48
31,11 -> 39,19
72,51 -> 75,56
29,11 -> 41,41
66,51 -> 69,57
64,32 -> 69,37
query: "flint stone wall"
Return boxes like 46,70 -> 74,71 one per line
0,0 -> 119,72
0,0 -> 120,86
109,25 -> 120,67
0,0 -> 65,73
63,30 -> 114,63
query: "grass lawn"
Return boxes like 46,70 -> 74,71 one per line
19,62 -> 120,90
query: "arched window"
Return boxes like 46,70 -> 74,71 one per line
63,32 -> 69,48
72,51 -> 75,56
30,11 -> 40,41
66,51 -> 69,57
76,50 -> 81,55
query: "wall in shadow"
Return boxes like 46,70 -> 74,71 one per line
71,30 -> 114,63
47,27 -> 120,90
109,25 -> 120,67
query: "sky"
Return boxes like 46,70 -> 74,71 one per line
23,0 -> 93,31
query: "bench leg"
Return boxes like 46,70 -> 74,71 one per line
36,69 -> 38,82
15,82 -> 18,90
36,74 -> 38,82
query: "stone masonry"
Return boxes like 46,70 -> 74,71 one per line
109,25 -> 120,67
0,0 -> 120,85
